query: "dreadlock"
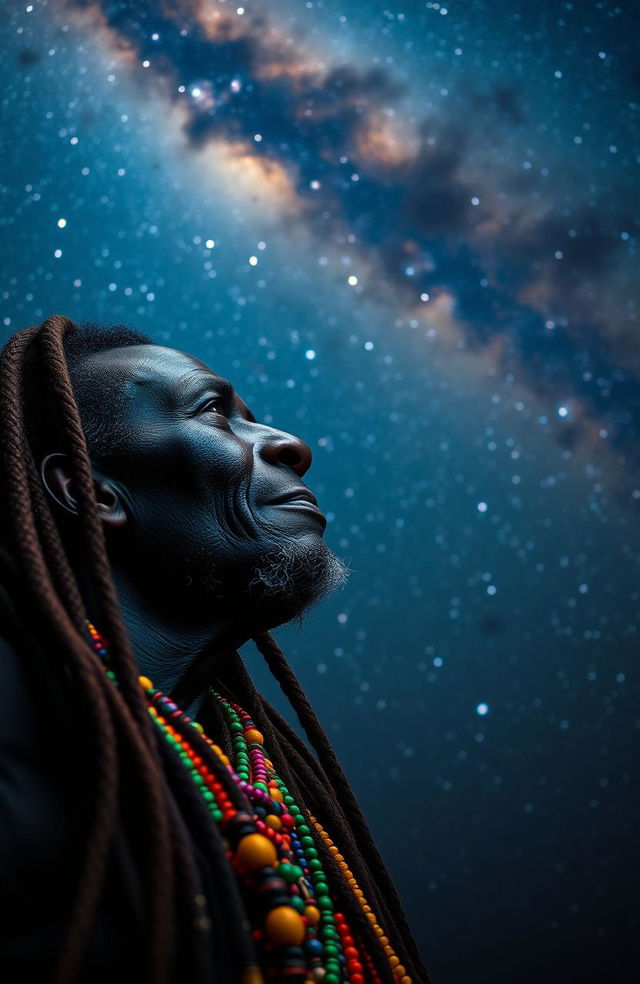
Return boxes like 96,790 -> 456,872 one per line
0,315 -> 430,983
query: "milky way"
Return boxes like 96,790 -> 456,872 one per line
67,0 -> 640,477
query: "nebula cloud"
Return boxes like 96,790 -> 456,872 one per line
66,0 -> 639,476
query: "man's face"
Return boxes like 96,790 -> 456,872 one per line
79,344 -> 345,628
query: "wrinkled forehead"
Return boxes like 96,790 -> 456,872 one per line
80,344 -> 240,410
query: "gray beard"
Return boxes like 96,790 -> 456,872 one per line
244,540 -> 349,629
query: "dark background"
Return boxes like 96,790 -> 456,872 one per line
1,1 -> 638,981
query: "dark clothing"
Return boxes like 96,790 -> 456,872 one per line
0,545 -> 148,981
0,546 -> 228,982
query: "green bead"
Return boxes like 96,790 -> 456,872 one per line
314,881 -> 329,896
309,859 -> 322,871
290,895 -> 305,913
278,863 -> 302,884
301,836 -> 315,849
306,847 -> 319,859
317,895 -> 333,911
324,974 -> 340,984
297,823 -> 310,835
323,943 -> 340,958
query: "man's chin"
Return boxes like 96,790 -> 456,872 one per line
243,539 -> 349,631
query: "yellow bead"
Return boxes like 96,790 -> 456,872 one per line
245,728 -> 264,744
265,906 -> 305,945
236,834 -> 277,871
305,904 -> 321,926
139,676 -> 153,690
270,788 -> 284,803
265,814 -> 282,831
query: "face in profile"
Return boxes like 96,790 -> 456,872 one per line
67,344 -> 347,631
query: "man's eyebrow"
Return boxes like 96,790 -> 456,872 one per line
177,372 -> 235,403
177,372 -> 257,422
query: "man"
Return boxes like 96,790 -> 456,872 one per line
0,315 -> 429,984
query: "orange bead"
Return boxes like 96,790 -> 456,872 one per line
235,833 -> 277,871
389,956 -> 400,968
245,728 -> 264,744
305,905 -> 321,926
269,788 -> 284,803
265,906 -> 305,945
139,676 -> 153,691
265,814 -> 282,831
395,966 -> 406,976
400,977 -> 412,984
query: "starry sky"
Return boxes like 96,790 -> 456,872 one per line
1,1 -> 639,981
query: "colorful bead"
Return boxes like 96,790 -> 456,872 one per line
265,906 -> 306,946
236,833 -> 278,871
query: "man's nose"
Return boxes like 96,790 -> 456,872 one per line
258,426 -> 312,477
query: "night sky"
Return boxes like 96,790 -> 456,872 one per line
2,1 -> 639,981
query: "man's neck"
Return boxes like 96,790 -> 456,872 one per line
90,563 -> 252,714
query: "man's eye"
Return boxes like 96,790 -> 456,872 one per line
199,398 -> 227,416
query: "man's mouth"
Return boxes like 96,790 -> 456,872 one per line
268,488 -> 319,508
266,488 -> 327,528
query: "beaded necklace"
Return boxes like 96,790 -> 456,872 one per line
87,622 -> 412,984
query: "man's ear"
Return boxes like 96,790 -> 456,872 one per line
40,452 -> 128,527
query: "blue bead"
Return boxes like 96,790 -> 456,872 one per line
305,938 -> 324,957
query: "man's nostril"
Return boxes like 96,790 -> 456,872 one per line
278,447 -> 303,468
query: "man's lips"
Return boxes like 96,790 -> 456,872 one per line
268,488 -> 320,508
265,488 -> 327,528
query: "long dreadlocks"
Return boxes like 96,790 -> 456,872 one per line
0,315 -> 430,983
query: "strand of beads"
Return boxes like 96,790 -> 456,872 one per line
143,681 -> 312,981
309,816 -> 412,984
215,695 -> 330,982
88,624 -> 308,984
215,695 -> 369,984
334,911 -> 373,984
